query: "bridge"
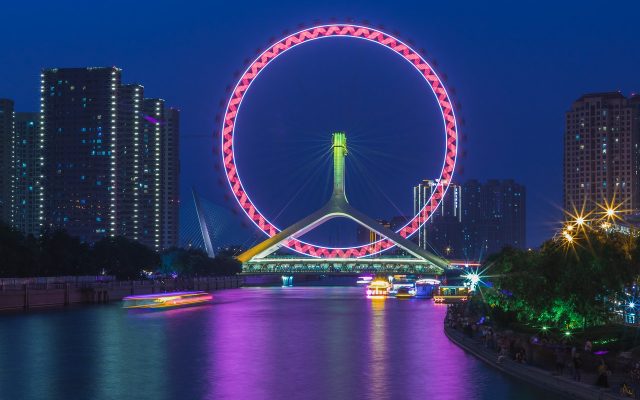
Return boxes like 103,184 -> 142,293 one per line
237,133 -> 450,275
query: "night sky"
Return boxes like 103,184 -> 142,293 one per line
1,0 -> 639,248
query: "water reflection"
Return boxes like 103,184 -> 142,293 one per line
0,287 -> 562,400
368,299 -> 387,398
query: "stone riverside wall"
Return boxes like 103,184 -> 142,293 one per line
0,276 -> 243,311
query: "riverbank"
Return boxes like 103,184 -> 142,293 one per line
0,276 -> 243,311
444,318 -> 630,399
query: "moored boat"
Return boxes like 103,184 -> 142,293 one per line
395,286 -> 415,299
366,279 -> 391,298
415,278 -> 440,299
433,286 -> 470,304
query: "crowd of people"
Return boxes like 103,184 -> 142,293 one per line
445,303 -> 640,397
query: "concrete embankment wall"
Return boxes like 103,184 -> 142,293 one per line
0,276 -> 243,311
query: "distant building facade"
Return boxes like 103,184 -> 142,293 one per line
0,101 -> 44,236
413,179 -> 526,261
162,107 -> 180,250
468,179 -> 526,259
115,84 -> 143,241
42,67 -> 120,243
0,99 -> 14,224
564,92 -> 640,216
13,112 -> 43,236
413,179 -> 462,256
138,98 -> 164,250
356,218 -> 391,245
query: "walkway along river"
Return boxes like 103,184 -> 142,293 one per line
0,286 -> 562,400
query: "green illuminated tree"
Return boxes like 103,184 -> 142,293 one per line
484,229 -> 637,329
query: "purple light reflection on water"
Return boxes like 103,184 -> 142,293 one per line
0,287 -> 564,400
200,287 -> 559,400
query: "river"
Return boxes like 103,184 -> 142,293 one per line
0,286 -> 560,400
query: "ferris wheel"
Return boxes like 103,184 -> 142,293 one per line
220,23 -> 458,259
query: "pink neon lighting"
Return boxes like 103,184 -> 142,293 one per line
220,23 -> 458,258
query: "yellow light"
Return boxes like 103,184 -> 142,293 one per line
563,232 -> 573,243
575,217 -> 584,226
597,196 -> 627,222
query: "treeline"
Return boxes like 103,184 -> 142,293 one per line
483,229 -> 638,329
0,223 -> 241,280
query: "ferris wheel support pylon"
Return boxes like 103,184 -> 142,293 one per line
236,133 -> 448,269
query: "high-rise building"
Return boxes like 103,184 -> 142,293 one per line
116,84 -> 144,240
41,67 -> 120,243
138,98 -> 164,251
162,107 -> 180,250
0,99 -> 15,225
564,92 -> 640,216
12,112 -> 43,236
413,179 -> 462,255
40,67 -> 180,249
460,179 -> 483,259
414,178 -> 525,260
474,179 -> 526,258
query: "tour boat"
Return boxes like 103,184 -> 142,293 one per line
388,275 -> 416,295
433,286 -> 470,304
395,286 -> 415,299
366,280 -> 391,298
415,278 -> 440,299
123,291 -> 213,309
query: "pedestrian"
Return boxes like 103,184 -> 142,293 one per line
630,361 -> 640,383
573,352 -> 582,381
568,346 -> 576,377
585,340 -> 593,353
555,347 -> 565,376
596,359 -> 610,388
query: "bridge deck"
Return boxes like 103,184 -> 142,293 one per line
242,257 -> 445,275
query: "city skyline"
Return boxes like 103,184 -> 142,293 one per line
2,4 -> 640,400
1,1 -> 639,248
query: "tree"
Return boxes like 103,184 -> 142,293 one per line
0,223 -> 37,277
38,229 -> 91,276
160,248 -> 241,277
484,229 -> 637,329
92,237 -> 160,280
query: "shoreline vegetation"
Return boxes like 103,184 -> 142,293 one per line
0,223 -> 242,280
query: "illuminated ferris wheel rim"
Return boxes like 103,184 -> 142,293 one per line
221,23 -> 458,258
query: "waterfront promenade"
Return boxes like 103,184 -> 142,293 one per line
0,276 -> 243,311
445,313 -> 631,399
